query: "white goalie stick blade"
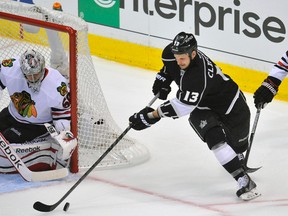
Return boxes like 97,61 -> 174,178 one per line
0,133 -> 69,182
30,168 -> 69,182
239,188 -> 261,201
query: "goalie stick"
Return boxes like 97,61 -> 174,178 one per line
33,93 -> 159,212
244,107 -> 262,173
0,132 -> 69,182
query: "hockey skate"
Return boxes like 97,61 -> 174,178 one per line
236,175 -> 261,201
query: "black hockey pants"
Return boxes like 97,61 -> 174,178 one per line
189,93 -> 250,153
0,107 -> 48,143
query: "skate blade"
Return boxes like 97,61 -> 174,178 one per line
240,188 -> 261,201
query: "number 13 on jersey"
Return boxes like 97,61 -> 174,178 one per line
183,91 -> 199,103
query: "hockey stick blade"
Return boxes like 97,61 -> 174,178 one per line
245,165 -> 262,173
33,201 -> 58,212
33,93 -> 159,212
30,168 -> 69,181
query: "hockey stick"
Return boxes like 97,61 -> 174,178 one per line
33,93 -> 159,212
244,107 -> 262,173
0,133 -> 69,181
44,123 -> 59,138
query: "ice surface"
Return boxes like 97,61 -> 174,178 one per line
1,57 -> 288,216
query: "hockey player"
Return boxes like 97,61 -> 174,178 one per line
129,32 -> 260,201
0,49 -> 77,173
254,50 -> 288,108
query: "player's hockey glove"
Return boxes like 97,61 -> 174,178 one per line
254,76 -> 281,109
129,107 -> 160,130
152,69 -> 172,100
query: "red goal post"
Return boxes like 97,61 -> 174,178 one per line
0,1 -> 150,173
0,6 -> 79,172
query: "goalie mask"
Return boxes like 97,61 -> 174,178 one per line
20,49 -> 45,92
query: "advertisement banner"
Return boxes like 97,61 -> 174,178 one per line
21,0 -> 287,71
78,0 -> 120,28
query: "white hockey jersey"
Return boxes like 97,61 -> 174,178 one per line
0,57 -> 71,125
269,50 -> 288,81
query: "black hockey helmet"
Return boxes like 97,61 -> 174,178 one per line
171,32 -> 197,55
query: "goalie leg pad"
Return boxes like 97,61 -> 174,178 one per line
0,139 -> 58,173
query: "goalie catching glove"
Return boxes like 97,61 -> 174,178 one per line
254,76 -> 281,109
54,131 -> 77,161
129,107 -> 161,130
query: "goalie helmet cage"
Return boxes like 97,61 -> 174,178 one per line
0,0 -> 149,173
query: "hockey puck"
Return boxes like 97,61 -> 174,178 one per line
63,202 -> 70,212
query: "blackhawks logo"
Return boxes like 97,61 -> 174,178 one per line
10,91 -> 37,118
57,82 -> 68,96
1,58 -> 16,67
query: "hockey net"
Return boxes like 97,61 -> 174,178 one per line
0,0 -> 149,173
